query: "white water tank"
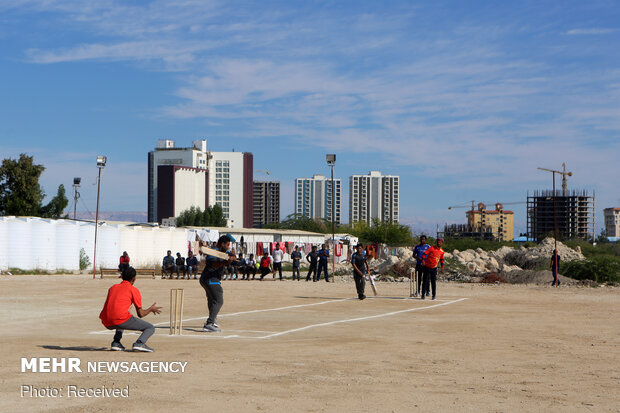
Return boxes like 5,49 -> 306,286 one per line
79,222 -> 95,269
56,220 -> 80,271
95,224 -> 120,269
31,219 -> 57,271
0,218 -> 8,270
136,227 -> 156,268
8,217 -> 33,270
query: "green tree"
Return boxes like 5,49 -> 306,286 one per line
175,204 -> 227,227
40,184 -> 69,218
266,213 -> 330,233
350,219 -> 414,245
0,154 -> 45,216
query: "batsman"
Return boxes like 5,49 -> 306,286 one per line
351,243 -> 370,300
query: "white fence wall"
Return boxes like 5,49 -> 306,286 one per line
0,218 -> 8,270
0,217 -> 331,271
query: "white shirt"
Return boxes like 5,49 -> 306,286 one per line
272,249 -> 284,263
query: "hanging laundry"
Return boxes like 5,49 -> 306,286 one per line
335,243 -> 342,257
257,242 -> 264,257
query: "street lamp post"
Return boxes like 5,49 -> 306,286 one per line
326,154 -> 336,283
93,156 -> 107,279
72,177 -> 81,220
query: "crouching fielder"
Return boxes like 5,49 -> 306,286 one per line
99,267 -> 162,352
200,235 -> 235,332
351,243 -> 369,300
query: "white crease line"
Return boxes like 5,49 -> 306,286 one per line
89,298 -> 351,335
256,298 -> 468,339
157,298 -> 469,340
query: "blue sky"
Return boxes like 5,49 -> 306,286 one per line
1,0 -> 619,235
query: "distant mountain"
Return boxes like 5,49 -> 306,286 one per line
74,211 -> 148,223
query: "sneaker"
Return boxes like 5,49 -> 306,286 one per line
359,294 -> 366,300
110,342 -> 125,351
132,342 -> 154,352
203,323 -> 221,332
432,296 -> 436,300
426,292 -> 430,297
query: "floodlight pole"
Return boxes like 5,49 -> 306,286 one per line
73,177 -> 81,220
330,163 -> 335,283
93,157 -> 106,279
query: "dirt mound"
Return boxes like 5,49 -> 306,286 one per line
501,269 -> 575,285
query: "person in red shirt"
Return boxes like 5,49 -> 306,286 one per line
99,267 -> 162,352
421,238 -> 445,300
118,251 -> 130,272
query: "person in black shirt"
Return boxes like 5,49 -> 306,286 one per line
200,235 -> 235,332
317,244 -> 330,282
351,243 -> 369,300
306,246 -> 319,282
186,251 -> 199,279
291,246 -> 302,281
550,249 -> 561,286
175,253 -> 185,279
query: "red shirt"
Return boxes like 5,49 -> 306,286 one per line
99,280 -> 142,328
120,255 -> 130,264
422,246 -> 445,269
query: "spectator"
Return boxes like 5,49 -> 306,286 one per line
259,251 -> 272,280
317,244 -> 330,282
162,250 -> 176,279
550,249 -> 561,286
306,245 -> 319,282
243,253 -> 257,280
175,252 -> 185,279
291,246 -> 302,281
118,251 -> 130,273
272,243 -> 284,280
186,251 -> 199,279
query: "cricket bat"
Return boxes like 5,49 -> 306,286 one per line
199,246 -> 230,260
368,273 -> 378,296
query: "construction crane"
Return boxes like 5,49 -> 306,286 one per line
538,162 -> 572,196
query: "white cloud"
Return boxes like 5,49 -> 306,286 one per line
566,28 -> 616,35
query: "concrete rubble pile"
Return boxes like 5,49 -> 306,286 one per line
357,238 -> 585,280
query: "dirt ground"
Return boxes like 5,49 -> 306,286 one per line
0,274 -> 618,413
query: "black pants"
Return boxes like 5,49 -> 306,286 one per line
163,265 -> 176,278
292,266 -> 300,280
415,264 -> 424,294
422,267 -> 437,298
306,263 -> 317,281
353,273 -> 366,298
273,262 -> 283,280
199,277 -> 224,325
317,260 -> 329,281
243,266 -> 257,279
118,263 -> 129,272
259,267 -> 271,279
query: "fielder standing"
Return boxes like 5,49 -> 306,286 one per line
412,235 -> 431,297
421,238 -> 445,300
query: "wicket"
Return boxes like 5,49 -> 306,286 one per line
170,288 -> 184,335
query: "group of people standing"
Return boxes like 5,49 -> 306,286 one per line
413,236 -> 445,300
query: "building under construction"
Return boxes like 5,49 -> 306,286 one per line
441,202 -> 515,241
526,189 -> 595,242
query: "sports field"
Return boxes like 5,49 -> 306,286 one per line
1,275 -> 618,412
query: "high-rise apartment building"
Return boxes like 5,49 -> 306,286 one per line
148,140 -> 253,227
349,171 -> 399,224
604,207 -> 620,237
253,181 -> 280,228
295,175 -> 341,224
526,189 -> 595,241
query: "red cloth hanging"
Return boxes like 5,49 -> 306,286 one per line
257,242 -> 264,256
335,244 -> 342,257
